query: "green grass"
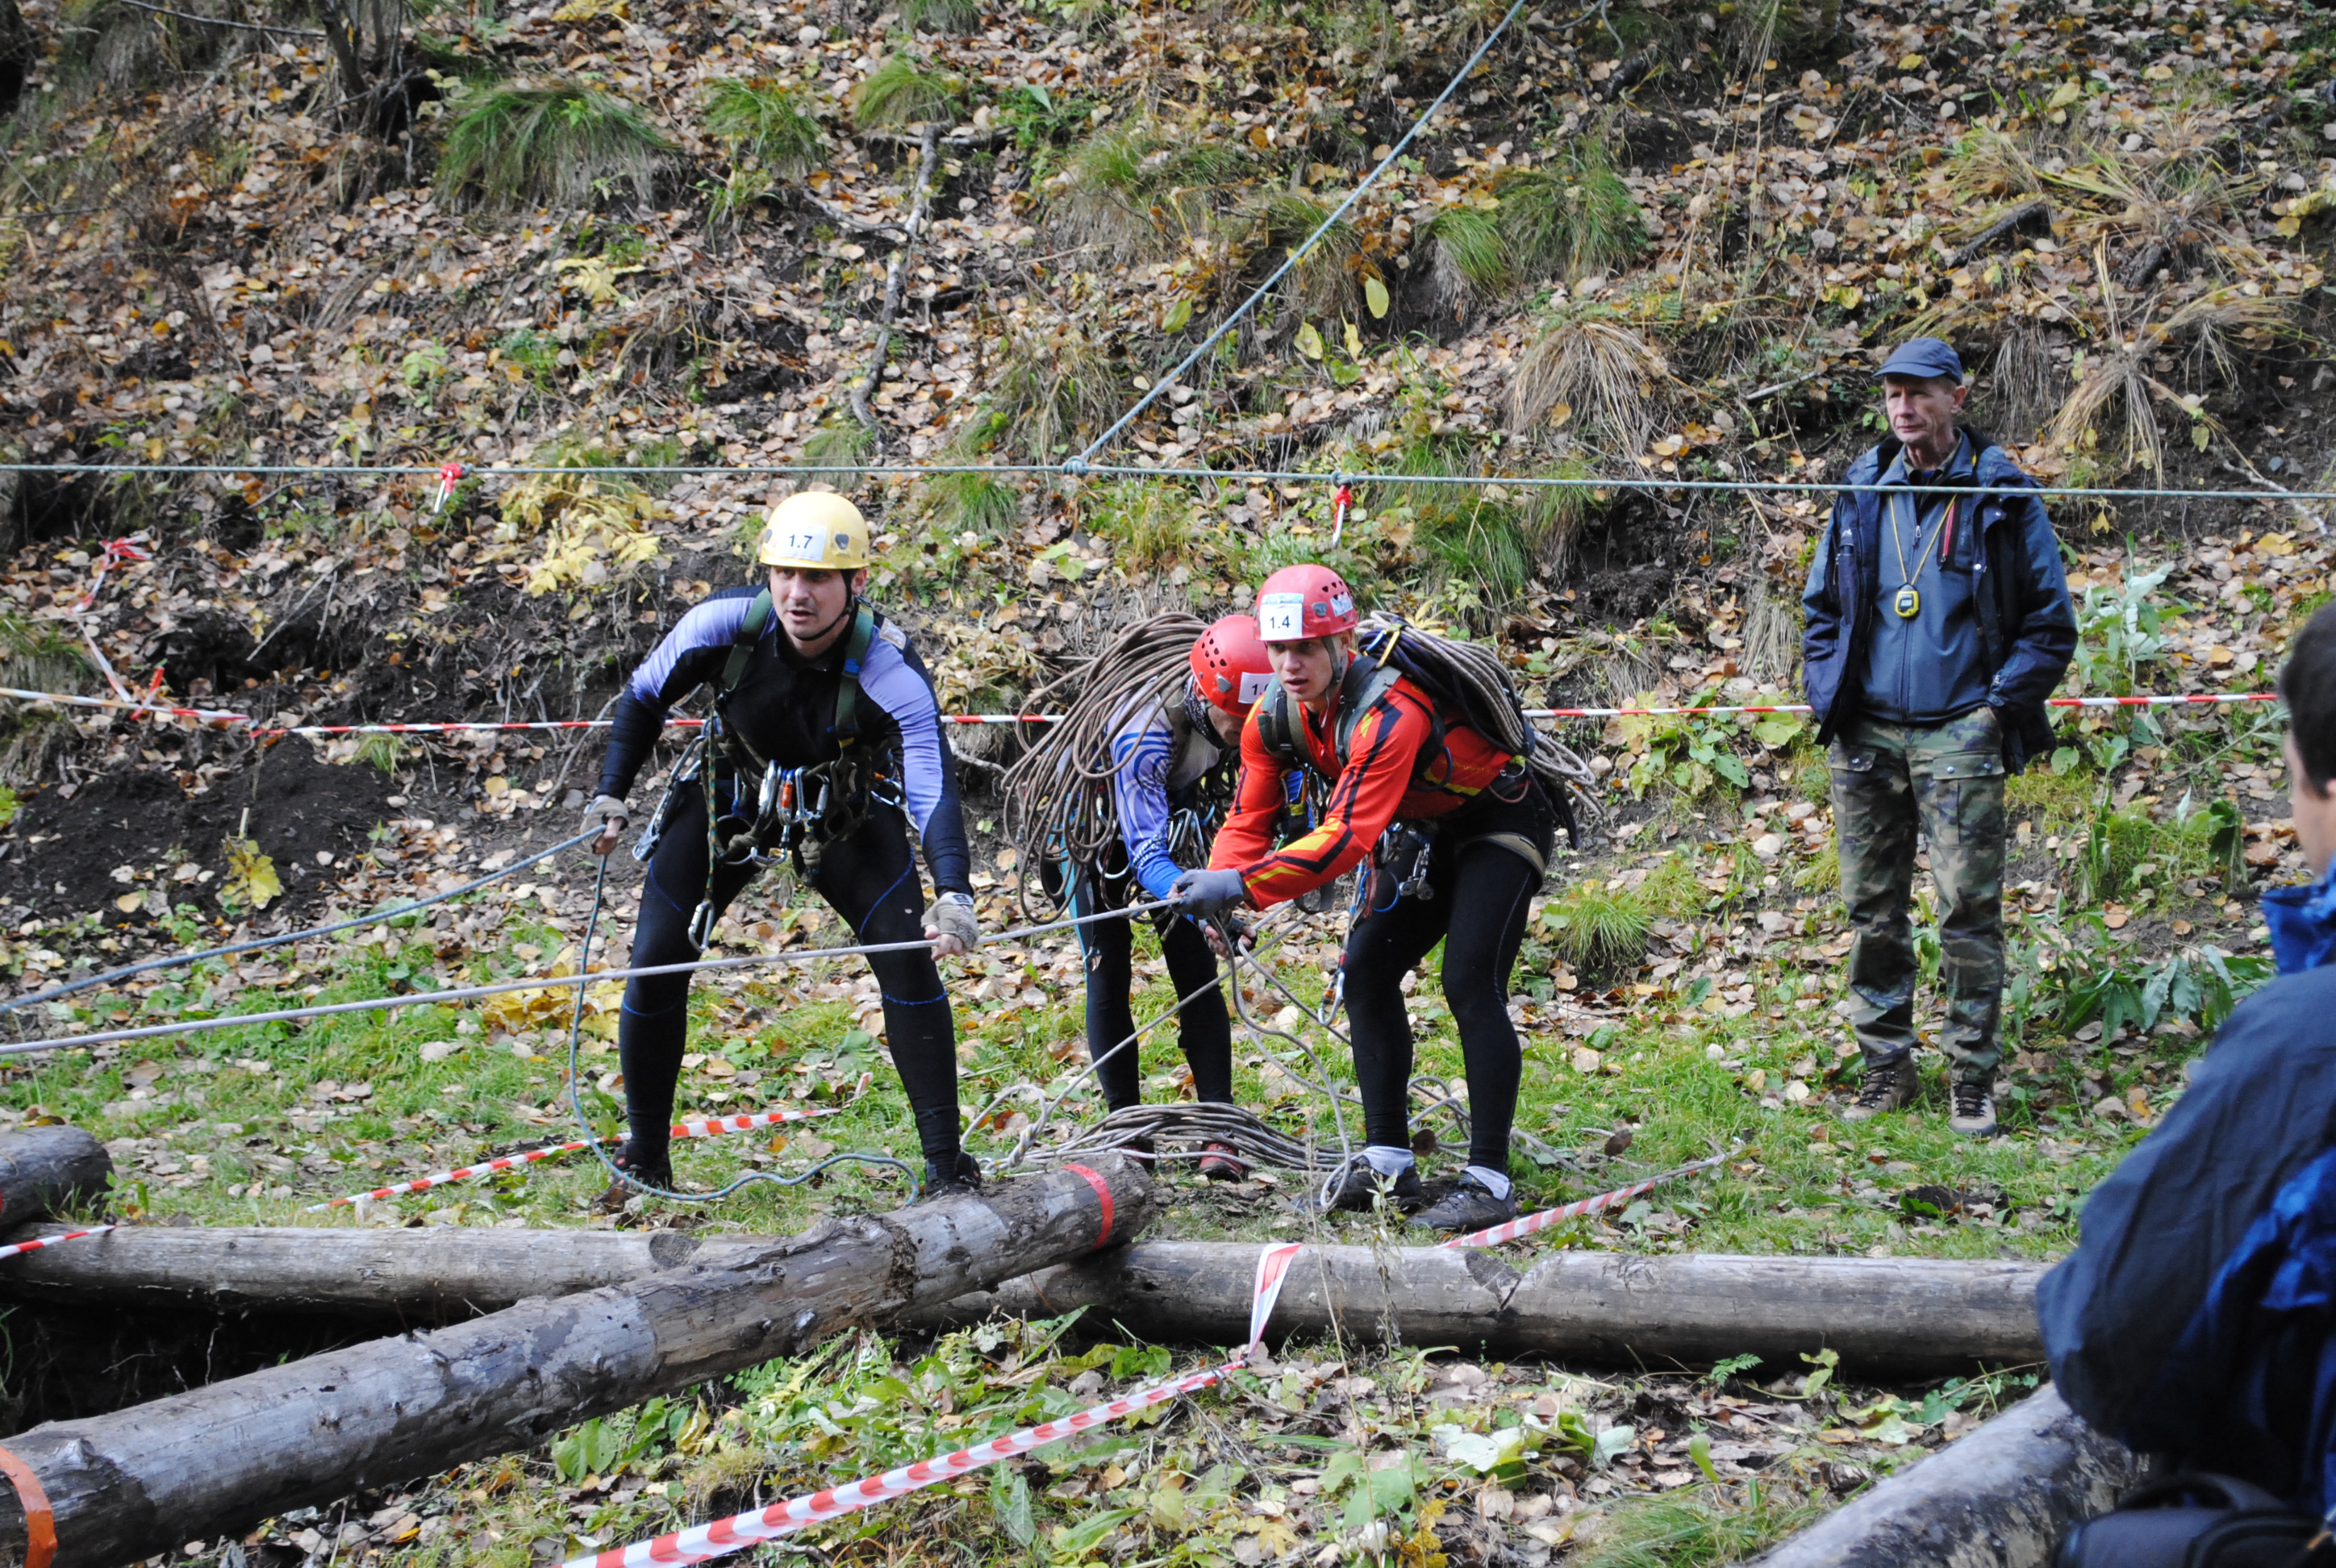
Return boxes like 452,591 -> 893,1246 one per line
1571,1479 -> 1833,1567
1425,202 -> 1510,295
1496,144 -> 1647,286
899,0 -> 982,32
920,469 -> 1023,535
1251,190 -> 1362,323
796,420 -> 876,487
1047,123 -> 1250,255
436,83 -> 672,213
700,79 -> 824,177
1086,482 -> 1194,571
983,331 -> 1118,462
850,52 -> 966,130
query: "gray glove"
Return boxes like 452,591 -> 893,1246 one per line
925,891 -> 978,954
582,794 -> 629,854
1171,867 -> 1250,917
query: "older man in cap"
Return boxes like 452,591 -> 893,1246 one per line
1802,337 -> 2076,1137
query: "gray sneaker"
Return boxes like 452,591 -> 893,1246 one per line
1840,1054 -> 1917,1123
1949,1078 -> 1999,1139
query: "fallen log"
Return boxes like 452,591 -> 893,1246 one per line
1746,1386 -> 2142,1566
0,1221 -> 763,1321
0,1126 -> 110,1226
0,1155 -> 1150,1568
0,1228 -> 2046,1374
917,1241 -> 2046,1373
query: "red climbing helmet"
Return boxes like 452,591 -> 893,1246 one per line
1254,563 -> 1358,643
1190,614 -> 1275,715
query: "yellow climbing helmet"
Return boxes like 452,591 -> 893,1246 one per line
758,491 -> 870,571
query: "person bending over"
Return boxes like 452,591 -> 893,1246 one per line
582,492 -> 978,1199
2038,603 -> 2336,1512
1006,614 -> 1274,1177
1173,565 -> 1557,1232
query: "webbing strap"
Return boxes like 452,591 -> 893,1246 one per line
719,590 -> 774,696
831,602 -> 876,745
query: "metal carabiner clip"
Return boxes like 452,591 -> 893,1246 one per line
1396,833 -> 1435,902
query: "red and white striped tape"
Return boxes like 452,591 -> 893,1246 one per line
565,1242 -> 1304,1568
0,686 -> 2281,738
0,1224 -> 116,1263
304,1106 -> 835,1212
1440,1153 -> 1733,1250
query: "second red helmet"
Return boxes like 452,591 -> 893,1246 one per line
1255,563 -> 1358,642
1190,614 -> 1275,714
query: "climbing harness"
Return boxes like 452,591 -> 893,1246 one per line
682,593 -> 888,947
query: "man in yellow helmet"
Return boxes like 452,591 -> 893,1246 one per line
582,491 -> 981,1198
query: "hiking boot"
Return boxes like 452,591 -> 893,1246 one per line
594,1140 -> 673,1211
1320,1161 -> 1425,1215
1839,1054 -> 1917,1124
1409,1176 -> 1521,1236
920,1150 -> 983,1201
1196,1141 -> 1250,1182
1949,1078 -> 1999,1139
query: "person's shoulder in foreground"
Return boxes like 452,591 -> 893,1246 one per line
2039,600 -> 2336,1473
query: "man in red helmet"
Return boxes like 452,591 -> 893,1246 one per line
1008,614 -> 1274,1179
1173,566 -> 1558,1232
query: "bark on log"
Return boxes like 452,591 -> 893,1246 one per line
0,1127 -> 111,1228
1747,1386 -> 2143,1566
0,1155 -> 1151,1568
0,1222 -> 767,1322
915,1241 -> 2046,1373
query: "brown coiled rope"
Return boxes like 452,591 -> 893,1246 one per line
1001,612 -> 1208,907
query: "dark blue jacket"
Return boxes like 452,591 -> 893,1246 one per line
1801,432 -> 2076,773
2038,958 -> 2336,1491
2267,865 -> 2336,978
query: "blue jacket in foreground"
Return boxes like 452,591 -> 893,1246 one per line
1801,432 -> 2075,773
2038,944 -> 2336,1495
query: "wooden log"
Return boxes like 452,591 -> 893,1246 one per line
0,1155 -> 1151,1568
915,1241 -> 2046,1374
1746,1387 -> 2142,1566
0,1126 -> 111,1228
0,1223 -> 770,1323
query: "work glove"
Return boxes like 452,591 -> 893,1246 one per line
582,794 -> 629,857
1171,868 -> 1250,918
925,891 -> 978,957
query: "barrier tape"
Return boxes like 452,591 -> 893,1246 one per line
0,1442 -> 56,1568
0,1224 -> 117,1263
0,686 -> 2284,736
302,1106 -> 836,1212
565,1242 -> 1304,1568
1440,1153 -> 1733,1250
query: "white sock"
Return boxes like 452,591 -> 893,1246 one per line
1362,1145 -> 1416,1177
1465,1165 -> 1513,1199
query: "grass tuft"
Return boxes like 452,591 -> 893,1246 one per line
851,52 -> 965,130
1421,203 -> 1508,314
923,469 -> 1022,534
437,82 -> 672,213
984,331 -> 1119,462
1049,123 -> 1248,257
1249,190 -> 1362,323
1508,317 -> 1669,458
1496,143 -> 1646,286
796,421 -> 876,490
1086,483 -> 1194,572
700,78 -> 824,177
1571,1481 -> 1831,1568
899,0 -> 982,33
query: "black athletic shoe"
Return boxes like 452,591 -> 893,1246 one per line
920,1150 -> 984,1200
595,1140 -> 673,1211
1409,1177 -> 1520,1235
1320,1161 -> 1425,1214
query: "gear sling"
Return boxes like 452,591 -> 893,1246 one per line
661,589 -> 882,948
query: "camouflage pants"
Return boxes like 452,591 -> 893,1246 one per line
1829,707 -> 2007,1083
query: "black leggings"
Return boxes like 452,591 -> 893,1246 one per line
617,780 -> 960,1163
1342,774 -> 1553,1173
1067,860 -> 1233,1111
